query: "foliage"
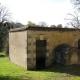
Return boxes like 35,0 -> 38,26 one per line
26,21 -> 37,26
10,22 -> 24,28
0,23 -> 8,51
26,21 -> 48,27
50,25 -> 56,28
3,38 -> 9,56
38,22 -> 48,27
50,24 -> 63,28
0,52 -> 5,57
57,24 -> 63,28
64,26 -> 69,28
0,5 -> 11,52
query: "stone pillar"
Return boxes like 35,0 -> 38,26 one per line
46,38 -> 51,67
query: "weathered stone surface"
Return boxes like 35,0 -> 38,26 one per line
9,27 -> 80,69
9,31 -> 27,69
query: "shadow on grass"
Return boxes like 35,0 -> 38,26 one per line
0,76 -> 20,80
32,63 -> 80,76
46,63 -> 80,76
0,54 -> 5,57
0,76 -> 32,80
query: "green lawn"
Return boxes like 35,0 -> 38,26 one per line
0,54 -> 80,80
0,52 -> 5,56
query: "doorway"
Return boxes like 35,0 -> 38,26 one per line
36,40 -> 46,69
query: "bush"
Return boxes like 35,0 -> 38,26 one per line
3,38 -> 9,56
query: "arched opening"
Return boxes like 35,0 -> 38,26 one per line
54,44 -> 71,65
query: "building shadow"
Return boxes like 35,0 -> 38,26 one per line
33,63 -> 80,77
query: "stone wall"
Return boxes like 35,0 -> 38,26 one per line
65,47 -> 80,65
27,30 -> 50,69
9,31 -> 27,69
27,30 -> 80,68
9,29 -> 80,69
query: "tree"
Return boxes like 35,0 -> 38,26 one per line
71,0 -> 80,10
38,22 -> 48,27
26,21 -> 37,26
57,24 -> 63,28
64,26 -> 69,28
0,5 -> 11,23
65,0 -> 80,46
68,0 -> 80,28
0,5 -> 11,52
65,12 -> 80,28
10,22 -> 24,28
50,25 -> 56,28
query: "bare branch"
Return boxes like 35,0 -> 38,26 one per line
0,5 -> 11,23
65,11 -> 80,28
71,0 -> 80,10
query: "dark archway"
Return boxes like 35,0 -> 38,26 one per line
54,44 -> 71,65
36,40 -> 46,69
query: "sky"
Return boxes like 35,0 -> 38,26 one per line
0,0 -> 73,26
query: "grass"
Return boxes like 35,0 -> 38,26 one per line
0,52 -> 80,80
0,52 -> 5,57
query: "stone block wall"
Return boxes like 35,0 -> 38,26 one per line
65,47 -> 80,65
27,30 -> 51,69
9,29 -> 80,69
27,30 -> 80,69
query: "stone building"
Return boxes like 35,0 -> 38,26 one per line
9,26 -> 80,70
